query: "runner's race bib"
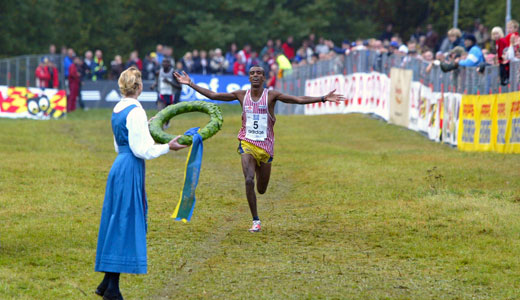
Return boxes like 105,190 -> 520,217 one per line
245,113 -> 267,141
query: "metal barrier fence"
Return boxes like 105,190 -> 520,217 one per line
279,50 -> 520,98
0,54 -> 65,88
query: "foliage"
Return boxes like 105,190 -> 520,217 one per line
1,108 -> 520,298
0,0 -> 518,60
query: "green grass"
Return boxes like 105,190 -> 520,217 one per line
1,106 -> 519,299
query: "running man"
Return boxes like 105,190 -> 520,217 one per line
152,57 -> 181,128
174,67 -> 344,232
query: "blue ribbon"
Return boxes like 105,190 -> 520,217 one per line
171,127 -> 203,222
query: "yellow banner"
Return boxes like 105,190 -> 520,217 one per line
494,93 -> 511,153
458,95 -> 478,151
505,91 -> 520,153
458,92 -> 520,153
457,94 -> 495,151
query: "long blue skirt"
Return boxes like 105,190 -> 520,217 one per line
95,146 -> 148,274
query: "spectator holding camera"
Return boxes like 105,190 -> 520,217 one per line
457,34 -> 484,67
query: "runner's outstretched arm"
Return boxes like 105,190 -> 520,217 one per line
174,71 -> 239,101
273,89 -> 345,104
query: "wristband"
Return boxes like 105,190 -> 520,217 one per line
321,96 -> 325,102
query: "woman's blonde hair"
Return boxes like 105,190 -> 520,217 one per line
118,67 -> 142,97
507,20 -> 519,31
448,28 -> 462,38
491,26 -> 504,38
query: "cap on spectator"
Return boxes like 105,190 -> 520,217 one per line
398,45 -> 408,54
450,46 -> 465,56
363,40 -> 369,46
342,39 -> 350,45
351,42 -> 357,47
41,57 -> 49,63
390,41 -> 399,48
464,34 -> 477,44
150,52 -> 157,58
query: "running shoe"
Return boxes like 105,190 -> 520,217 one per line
249,220 -> 261,233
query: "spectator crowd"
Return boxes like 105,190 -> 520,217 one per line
35,18 -> 520,111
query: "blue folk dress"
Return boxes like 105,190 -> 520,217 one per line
95,104 -> 148,274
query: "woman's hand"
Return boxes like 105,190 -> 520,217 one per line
173,71 -> 192,85
168,135 -> 188,151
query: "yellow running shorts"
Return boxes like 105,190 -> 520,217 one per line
237,140 -> 273,166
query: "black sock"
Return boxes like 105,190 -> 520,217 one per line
253,216 -> 260,221
105,272 -> 121,296
97,272 -> 110,292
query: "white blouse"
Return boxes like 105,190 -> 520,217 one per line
113,97 -> 170,160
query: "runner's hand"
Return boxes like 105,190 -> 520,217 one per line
324,89 -> 346,103
174,71 -> 191,85
169,135 -> 188,151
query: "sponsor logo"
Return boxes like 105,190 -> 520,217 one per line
497,102 -> 506,117
480,104 -> 491,117
463,104 -> 474,117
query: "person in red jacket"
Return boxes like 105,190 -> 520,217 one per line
282,36 -> 296,61
233,55 -> 246,75
47,62 -> 60,89
35,58 -> 51,88
67,57 -> 82,112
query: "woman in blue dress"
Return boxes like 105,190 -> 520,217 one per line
95,67 -> 187,300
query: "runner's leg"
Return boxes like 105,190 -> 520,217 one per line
255,162 -> 272,194
241,154 -> 259,219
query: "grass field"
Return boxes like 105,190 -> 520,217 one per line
1,105 -> 520,299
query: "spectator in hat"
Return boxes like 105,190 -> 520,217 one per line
398,44 -> 408,55
457,34 -> 484,67
389,41 -> 400,54
142,52 -> 159,80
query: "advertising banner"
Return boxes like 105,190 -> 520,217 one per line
304,73 -> 390,119
504,91 -> 520,153
458,95 -> 495,151
408,81 -> 422,132
427,92 -> 442,142
80,75 -> 249,109
442,92 -> 461,146
494,93 -> 510,153
182,74 -> 250,104
0,86 -> 67,119
389,68 -> 412,127
417,84 -> 431,133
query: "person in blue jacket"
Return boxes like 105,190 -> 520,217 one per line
458,34 -> 484,67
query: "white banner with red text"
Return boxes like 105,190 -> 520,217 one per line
304,73 -> 462,148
